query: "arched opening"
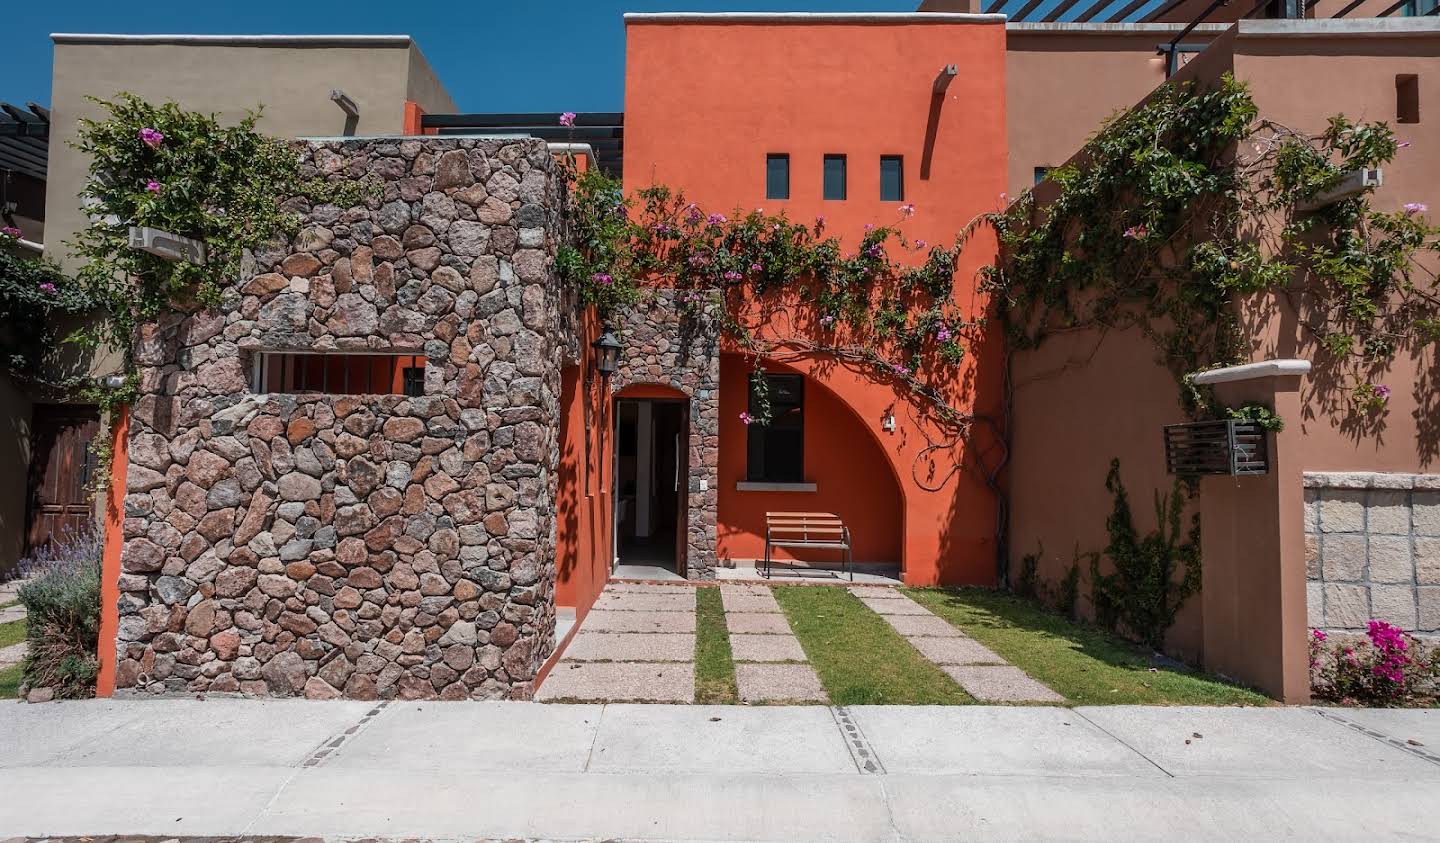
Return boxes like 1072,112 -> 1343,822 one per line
717,353 -> 905,575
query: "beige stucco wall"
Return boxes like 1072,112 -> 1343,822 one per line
44,35 -> 454,274
1232,23 -> 1440,473
1004,24 -> 1227,199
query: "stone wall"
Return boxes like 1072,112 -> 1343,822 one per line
611,291 -> 720,578
1305,472 -> 1440,638
116,136 -> 567,699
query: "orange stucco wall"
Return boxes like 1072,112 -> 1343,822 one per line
555,313 -> 614,619
96,406 -> 130,698
622,16 -> 1009,586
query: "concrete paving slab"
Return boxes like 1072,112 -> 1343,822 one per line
581,609 -> 695,633
252,769 -> 891,841
736,663 -> 827,703
1076,706 -> 1440,779
563,631 -> 696,662
0,766 -> 291,835
327,702 -> 601,772
848,586 -> 905,599
944,665 -> 1065,703
610,564 -> 686,582
907,635 -> 1007,665
588,705 -> 855,774
717,583 -> 772,597
593,591 -> 696,612
884,773 -> 1438,842
730,633 -> 808,662
882,614 -> 963,637
0,700 -> 154,767
602,581 -> 692,593
849,706 -> 1161,778
720,591 -> 782,613
9,699 -> 372,768
725,612 -> 793,634
0,641 -> 26,670
535,662 -> 694,702
0,607 -> 24,625
857,596 -> 930,615
1321,707 -> 1440,752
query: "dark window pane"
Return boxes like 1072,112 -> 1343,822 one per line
402,367 -> 425,397
1034,166 -> 1051,186
823,155 -> 847,201
880,155 -> 904,201
766,154 -> 790,200
747,373 -> 804,483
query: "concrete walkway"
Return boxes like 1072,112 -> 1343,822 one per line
1,700 -> 1437,840
723,584 -> 826,703
536,583 -> 696,702
853,586 -> 1063,703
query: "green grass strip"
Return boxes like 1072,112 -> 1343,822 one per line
906,588 -> 1272,707
776,586 -> 972,705
0,618 -> 26,651
694,587 -> 738,704
0,663 -> 22,699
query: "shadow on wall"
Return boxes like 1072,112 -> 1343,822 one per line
1238,287 -> 1440,470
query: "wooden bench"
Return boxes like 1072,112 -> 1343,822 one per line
763,511 -> 853,580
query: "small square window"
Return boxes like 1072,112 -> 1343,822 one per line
823,154 -> 847,201
1397,74 -> 1420,124
766,154 -> 790,200
1034,166 -> 1052,186
880,156 -> 904,202
402,366 -> 426,397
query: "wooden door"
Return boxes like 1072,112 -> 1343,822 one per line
674,401 -> 690,578
26,405 -> 100,551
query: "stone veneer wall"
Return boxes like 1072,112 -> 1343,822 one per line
1305,472 -> 1440,638
611,291 -> 720,578
116,136 -> 568,699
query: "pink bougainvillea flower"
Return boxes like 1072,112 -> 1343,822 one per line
39,282 -> 57,294
589,272 -> 613,285
750,263 -> 763,273
0,226 -> 21,238
739,412 -> 753,425
1397,140 -> 1412,149
893,364 -> 910,377
722,270 -> 743,281
1123,224 -> 1148,239
145,180 -> 162,193
558,112 -> 576,128
819,314 -> 836,327
914,239 -> 927,249
1404,202 -> 1428,215
139,127 -> 164,148
864,223 -> 875,232
1374,384 -> 1392,400
899,203 -> 915,216
707,213 -> 726,225
815,215 -> 825,227
936,326 -> 952,342
1311,629 -> 1327,642
865,244 -> 883,258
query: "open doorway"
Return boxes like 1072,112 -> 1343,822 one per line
613,398 -> 688,579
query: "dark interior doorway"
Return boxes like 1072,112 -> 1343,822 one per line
614,398 -> 688,576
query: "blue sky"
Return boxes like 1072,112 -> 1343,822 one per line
6,0 -> 1164,112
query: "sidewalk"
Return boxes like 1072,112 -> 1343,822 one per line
1,699 -> 1437,840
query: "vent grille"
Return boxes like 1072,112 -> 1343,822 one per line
1163,420 -> 1269,476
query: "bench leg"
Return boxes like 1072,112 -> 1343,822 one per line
763,539 -> 771,580
847,544 -> 854,582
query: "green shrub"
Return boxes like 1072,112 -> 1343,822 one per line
17,529 -> 103,698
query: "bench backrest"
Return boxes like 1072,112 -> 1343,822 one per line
766,511 -> 846,543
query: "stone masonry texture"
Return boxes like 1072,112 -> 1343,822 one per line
1304,472 -> 1440,638
611,289 -> 720,579
115,137 -> 569,699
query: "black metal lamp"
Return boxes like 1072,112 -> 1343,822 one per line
592,332 -> 622,378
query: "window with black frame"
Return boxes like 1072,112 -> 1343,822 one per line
747,374 -> 804,483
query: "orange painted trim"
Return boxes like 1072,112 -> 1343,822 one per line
403,100 -> 429,136
95,405 -> 129,698
615,383 -> 688,400
532,615 -> 584,693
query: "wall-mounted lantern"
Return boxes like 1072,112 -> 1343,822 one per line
592,332 -> 622,378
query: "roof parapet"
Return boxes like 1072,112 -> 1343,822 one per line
624,12 -> 1006,24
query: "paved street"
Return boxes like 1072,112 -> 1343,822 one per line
1,700 -> 1438,840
